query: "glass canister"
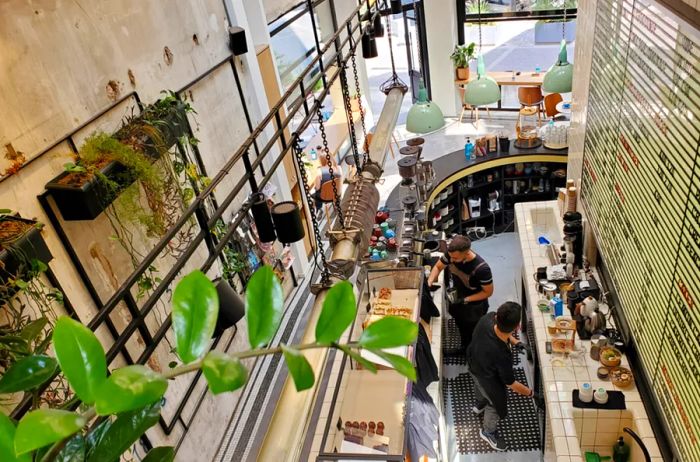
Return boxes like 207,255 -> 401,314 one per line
517,107 -> 539,140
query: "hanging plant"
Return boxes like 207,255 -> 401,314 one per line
0,213 -> 53,285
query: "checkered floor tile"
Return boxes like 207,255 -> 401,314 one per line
445,369 -> 541,454
442,318 -> 522,367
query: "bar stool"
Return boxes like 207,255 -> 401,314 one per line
318,176 -> 343,223
518,86 -> 544,123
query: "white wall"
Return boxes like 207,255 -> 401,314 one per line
424,0 -> 459,117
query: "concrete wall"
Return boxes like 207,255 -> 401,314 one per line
0,0 -> 298,458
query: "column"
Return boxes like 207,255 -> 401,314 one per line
423,0 -> 459,117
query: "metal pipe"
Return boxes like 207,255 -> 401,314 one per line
362,87 -> 405,179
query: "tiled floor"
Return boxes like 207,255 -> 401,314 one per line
441,233 -> 544,462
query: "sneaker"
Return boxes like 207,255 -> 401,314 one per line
472,403 -> 487,415
480,429 -> 506,451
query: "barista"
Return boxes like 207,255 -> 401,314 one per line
427,235 -> 494,356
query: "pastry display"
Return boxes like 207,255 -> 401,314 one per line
378,287 -> 392,299
342,419 -> 390,452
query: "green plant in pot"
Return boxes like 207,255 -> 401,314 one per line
450,42 -> 476,81
0,266 -> 418,461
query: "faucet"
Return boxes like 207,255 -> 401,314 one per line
623,427 -> 651,462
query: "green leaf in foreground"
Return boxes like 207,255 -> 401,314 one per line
54,434 -> 86,462
337,345 -> 377,373
172,270 -> 219,364
245,266 -> 284,348
142,446 -> 175,462
357,316 -> 418,349
86,402 -> 162,462
368,350 -> 417,381
202,351 -> 247,395
315,281 -> 356,344
14,410 -> 86,456
281,345 -> 314,391
52,316 -> 107,404
0,355 -> 58,394
0,414 -> 30,462
94,365 -> 167,415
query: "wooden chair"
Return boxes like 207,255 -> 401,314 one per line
458,84 -> 491,124
318,176 -> 343,223
518,86 -> 544,122
544,93 -> 567,120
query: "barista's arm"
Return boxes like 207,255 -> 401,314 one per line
427,259 -> 446,286
507,380 -> 534,397
463,283 -> 493,303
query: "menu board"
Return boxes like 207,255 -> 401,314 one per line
580,0 -> 699,460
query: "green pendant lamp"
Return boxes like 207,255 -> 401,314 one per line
543,39 -> 573,93
464,54 -> 500,106
463,0 -> 500,107
405,0 -> 444,134
406,78 -> 445,133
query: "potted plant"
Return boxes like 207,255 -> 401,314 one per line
45,133 -> 143,220
450,43 -> 476,81
0,213 -> 53,283
116,91 -> 191,159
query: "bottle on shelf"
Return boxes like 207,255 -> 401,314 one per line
464,137 -> 475,161
309,148 -> 317,161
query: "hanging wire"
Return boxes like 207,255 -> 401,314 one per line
338,58 -> 363,172
478,0 -> 483,51
411,0 -> 424,77
380,0 -> 408,94
561,2 -> 567,40
291,136 -> 332,284
315,106 -> 346,228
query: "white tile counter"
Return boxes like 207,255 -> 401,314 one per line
515,201 -> 663,462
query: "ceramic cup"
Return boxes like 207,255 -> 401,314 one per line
579,383 -> 594,403
594,387 -> 608,404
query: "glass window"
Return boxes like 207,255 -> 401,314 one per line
269,4 -> 319,89
465,0 -> 576,14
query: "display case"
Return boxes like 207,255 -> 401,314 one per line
317,267 -> 424,461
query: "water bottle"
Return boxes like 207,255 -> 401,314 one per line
464,138 -> 472,161
553,295 -> 563,317
310,148 -> 317,161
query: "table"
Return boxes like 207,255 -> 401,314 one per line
302,109 -> 360,189
556,100 -> 572,114
455,70 -> 545,87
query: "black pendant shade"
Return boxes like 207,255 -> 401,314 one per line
212,278 -> 246,337
372,15 -> 385,38
250,192 -> 276,243
391,0 -> 402,14
361,32 -> 378,59
271,201 -> 305,244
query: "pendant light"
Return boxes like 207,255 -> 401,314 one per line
543,7 -> 573,93
405,0 -> 444,134
271,201 -> 305,244
250,192 -> 276,243
372,13 -> 385,38
464,0 -> 500,107
361,30 -> 378,59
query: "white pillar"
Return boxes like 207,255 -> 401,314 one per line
227,0 -> 308,275
423,0 -> 459,117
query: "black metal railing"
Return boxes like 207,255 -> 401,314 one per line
11,0 -> 379,449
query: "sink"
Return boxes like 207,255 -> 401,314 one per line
528,206 -> 562,242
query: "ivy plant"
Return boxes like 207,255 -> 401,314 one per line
0,265 -> 418,461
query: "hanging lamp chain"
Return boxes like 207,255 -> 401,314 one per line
380,0 -> 408,95
478,0 -> 483,51
412,0 -> 423,74
561,1 -> 567,39
292,136 -> 331,284
349,47 -> 369,165
339,59 -> 363,172
316,107 -> 346,228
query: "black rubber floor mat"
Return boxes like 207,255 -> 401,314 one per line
442,318 -> 523,366
445,369 -> 541,454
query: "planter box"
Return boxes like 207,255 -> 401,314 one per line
45,160 -> 133,221
115,109 -> 187,159
0,217 -> 53,282
535,21 -> 576,44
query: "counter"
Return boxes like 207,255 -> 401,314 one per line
515,201 -> 663,462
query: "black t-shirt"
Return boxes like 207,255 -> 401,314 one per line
440,253 -> 493,298
467,312 -> 515,387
